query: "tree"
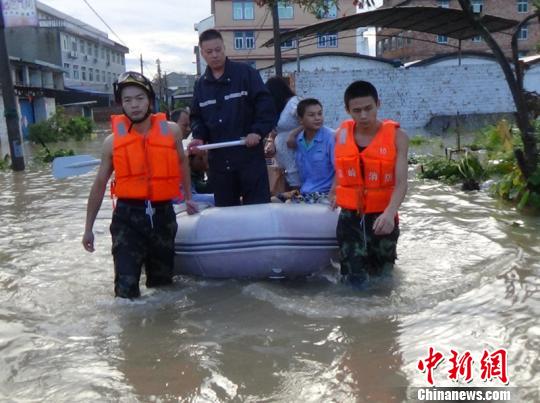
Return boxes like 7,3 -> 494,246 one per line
255,1 -> 375,76
456,0 -> 540,192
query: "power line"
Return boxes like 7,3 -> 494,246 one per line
81,0 -> 126,46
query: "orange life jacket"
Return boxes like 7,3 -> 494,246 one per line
111,113 -> 182,202
334,119 -> 398,213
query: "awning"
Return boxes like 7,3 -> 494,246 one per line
262,6 -> 519,47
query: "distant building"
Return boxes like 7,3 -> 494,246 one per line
35,1 -> 129,95
194,15 -> 216,75
3,1 -> 129,141
206,0 -> 360,70
377,0 -> 540,62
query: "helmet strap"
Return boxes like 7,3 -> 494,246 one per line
122,106 -> 152,132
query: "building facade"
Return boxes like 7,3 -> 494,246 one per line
208,0 -> 360,69
36,1 -> 129,94
3,1 -> 129,143
377,0 -> 540,62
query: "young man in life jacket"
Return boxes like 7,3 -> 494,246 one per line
82,71 -> 198,299
330,81 -> 409,286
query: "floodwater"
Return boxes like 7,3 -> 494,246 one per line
0,138 -> 539,403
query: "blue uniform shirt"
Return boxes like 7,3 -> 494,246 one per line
296,126 -> 335,194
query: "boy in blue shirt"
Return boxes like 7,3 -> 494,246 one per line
293,98 -> 335,203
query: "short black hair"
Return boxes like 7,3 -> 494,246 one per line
170,108 -> 189,122
297,98 -> 322,118
199,29 -> 223,45
265,76 -> 295,116
344,81 -> 379,110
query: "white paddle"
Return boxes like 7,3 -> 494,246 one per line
52,139 -> 247,179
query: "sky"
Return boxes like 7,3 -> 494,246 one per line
40,0 -> 211,78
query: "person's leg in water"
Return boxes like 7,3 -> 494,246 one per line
145,204 -> 178,288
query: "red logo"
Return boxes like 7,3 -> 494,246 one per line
417,348 -> 509,386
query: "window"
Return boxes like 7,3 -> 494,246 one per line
71,41 -> 77,51
281,37 -> 296,49
438,0 -> 449,7
397,34 -> 404,48
317,33 -> 338,48
73,65 -> 79,80
63,63 -> 70,78
317,0 -> 337,18
234,31 -> 255,49
518,23 -> 528,40
81,66 -> 86,81
89,68 -> 93,81
101,47 -> 105,59
95,69 -> 100,81
471,0 -> 483,13
81,40 -> 86,54
101,70 -> 106,82
233,1 -> 254,20
280,30 -> 296,49
94,44 -> 98,57
472,35 -> 483,42
517,0 -> 528,13
107,72 -> 112,84
437,35 -> 448,44
62,35 -> 68,50
278,1 -> 294,19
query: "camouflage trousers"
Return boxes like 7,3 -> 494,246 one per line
110,200 -> 178,298
336,209 -> 400,282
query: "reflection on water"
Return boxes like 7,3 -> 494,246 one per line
0,140 -> 539,402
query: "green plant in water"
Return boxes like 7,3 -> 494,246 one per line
418,157 -> 461,184
34,148 -> 75,163
0,154 -> 11,170
457,153 -> 487,191
28,108 -> 93,144
494,167 -> 540,210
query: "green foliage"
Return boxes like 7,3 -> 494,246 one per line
418,157 -> 461,184
28,109 -> 93,144
493,167 -> 540,210
409,135 -> 430,146
34,148 -> 75,163
469,120 -> 517,154
457,153 -> 487,190
0,154 -> 11,170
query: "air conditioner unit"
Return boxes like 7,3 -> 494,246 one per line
472,3 -> 483,13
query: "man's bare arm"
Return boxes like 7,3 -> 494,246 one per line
373,128 -> 409,235
171,122 -> 198,215
82,135 -> 114,252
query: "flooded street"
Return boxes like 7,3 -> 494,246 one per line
0,139 -> 539,402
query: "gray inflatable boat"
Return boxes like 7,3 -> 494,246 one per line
174,203 -> 339,279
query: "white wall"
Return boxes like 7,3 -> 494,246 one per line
34,97 -> 56,122
524,64 -> 540,93
294,63 -> 515,130
260,55 -> 395,81
0,95 -> 8,157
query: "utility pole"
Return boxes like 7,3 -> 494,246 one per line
163,71 -> 169,111
0,5 -> 25,171
140,54 -> 143,75
156,58 -> 162,109
271,3 -> 283,77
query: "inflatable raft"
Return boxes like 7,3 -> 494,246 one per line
174,203 -> 339,279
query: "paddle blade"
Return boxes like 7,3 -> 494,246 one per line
52,155 -> 101,179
